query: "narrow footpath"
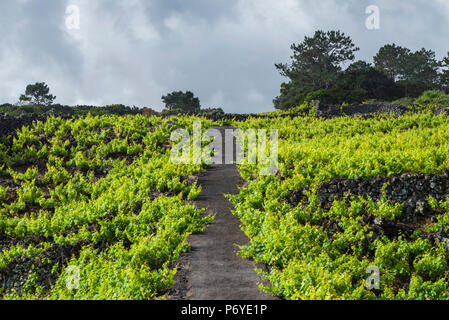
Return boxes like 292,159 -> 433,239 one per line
169,126 -> 276,300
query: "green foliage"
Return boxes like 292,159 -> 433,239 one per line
275,33 -> 448,110
19,82 -> 56,106
0,103 -> 142,117
274,30 -> 359,109
0,114 -> 214,299
273,81 -> 308,110
441,52 -> 449,92
304,88 -> 346,105
390,97 -> 416,106
199,107 -> 224,115
230,112 -> 449,300
161,91 -> 201,113
0,186 -> 8,203
374,45 -> 440,98
342,60 -> 396,103
415,90 -> 449,107
373,44 -> 409,81
275,30 -> 359,89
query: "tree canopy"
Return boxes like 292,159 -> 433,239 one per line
374,46 -> 440,97
161,91 -> 201,113
439,52 -> 449,92
274,30 -> 449,110
19,82 -> 56,106
274,30 -> 359,109
373,44 -> 409,81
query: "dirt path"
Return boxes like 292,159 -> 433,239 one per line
169,126 -> 276,300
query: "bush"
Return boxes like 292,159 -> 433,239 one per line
390,97 -> 416,106
141,107 -> 159,117
304,88 -> 368,105
305,89 -> 344,105
415,90 -> 449,107
362,99 -> 384,104
199,108 -> 224,115
273,81 -> 308,110
160,108 -> 187,116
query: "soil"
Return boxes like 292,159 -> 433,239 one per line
168,126 -> 277,300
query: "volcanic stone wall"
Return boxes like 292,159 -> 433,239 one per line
288,172 -> 449,223
0,114 -> 74,137
161,111 -> 308,122
315,101 -> 410,118
314,101 -> 449,118
2,102 -> 448,137
0,115 -> 43,136
0,112 -> 301,137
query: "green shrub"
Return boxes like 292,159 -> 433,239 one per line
390,97 -> 416,106
305,89 -> 343,105
415,90 -> 449,107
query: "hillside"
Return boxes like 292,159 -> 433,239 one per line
1,107 -> 449,299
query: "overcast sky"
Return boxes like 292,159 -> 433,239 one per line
0,0 -> 448,113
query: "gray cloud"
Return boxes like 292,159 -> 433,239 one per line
0,0 -> 448,112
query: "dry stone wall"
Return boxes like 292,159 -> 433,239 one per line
288,172 -> 449,223
314,101 -> 449,118
0,115 -> 43,136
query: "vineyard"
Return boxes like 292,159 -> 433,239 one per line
230,110 -> 449,299
2,108 -> 449,300
0,114 -> 213,299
